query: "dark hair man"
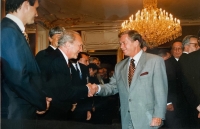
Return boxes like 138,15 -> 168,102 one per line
1,0 -> 51,120
77,52 -> 90,66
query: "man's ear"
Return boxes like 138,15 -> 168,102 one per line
65,42 -> 71,48
22,1 -> 30,11
48,37 -> 52,43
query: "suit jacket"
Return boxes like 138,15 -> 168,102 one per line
1,17 -> 46,120
179,50 -> 200,108
165,56 -> 178,104
35,46 -> 54,71
36,49 -> 88,120
70,62 -> 89,87
98,51 -> 168,129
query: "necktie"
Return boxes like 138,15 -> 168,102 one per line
23,32 -> 30,46
75,64 -> 82,79
67,61 -> 72,75
23,32 -> 29,42
128,59 -> 135,86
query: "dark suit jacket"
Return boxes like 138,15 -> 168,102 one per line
70,62 -> 93,120
179,50 -> 200,108
1,17 -> 46,120
36,49 -> 88,120
35,46 -> 54,71
165,56 -> 178,104
70,62 -> 89,87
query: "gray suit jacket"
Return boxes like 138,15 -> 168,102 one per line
98,51 -> 168,129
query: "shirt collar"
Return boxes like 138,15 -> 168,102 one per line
50,45 -> 57,50
175,58 -> 179,61
6,14 -> 25,33
129,50 -> 143,67
72,62 -> 81,72
58,48 -> 69,64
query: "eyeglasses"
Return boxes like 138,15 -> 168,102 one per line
172,47 -> 183,52
189,43 -> 199,48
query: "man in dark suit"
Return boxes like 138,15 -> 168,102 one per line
1,0 -> 51,120
179,49 -> 200,127
35,26 -> 63,70
69,58 -> 92,121
77,52 -> 90,66
159,41 -> 184,128
37,30 -> 96,120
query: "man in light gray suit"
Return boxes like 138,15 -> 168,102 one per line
94,30 -> 168,129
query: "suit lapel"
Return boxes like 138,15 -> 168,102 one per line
121,58 -> 129,91
130,51 -> 146,90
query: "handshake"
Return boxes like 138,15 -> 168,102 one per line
86,83 -> 99,97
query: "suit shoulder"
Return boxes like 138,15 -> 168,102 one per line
145,53 -> 163,61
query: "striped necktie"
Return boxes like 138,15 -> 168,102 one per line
23,32 -> 30,46
128,59 -> 135,86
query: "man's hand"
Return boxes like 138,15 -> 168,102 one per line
166,104 -> 174,111
71,103 -> 77,111
86,111 -> 92,120
198,112 -> 200,118
36,97 -> 52,114
86,83 -> 98,97
150,117 -> 162,127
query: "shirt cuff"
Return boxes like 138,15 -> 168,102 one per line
167,102 -> 172,105
95,85 -> 101,95
197,104 -> 200,112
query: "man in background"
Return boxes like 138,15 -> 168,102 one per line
161,41 -> 184,128
35,26 -> 63,70
77,52 -> 90,66
178,33 -> 200,127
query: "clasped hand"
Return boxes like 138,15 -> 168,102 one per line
86,83 -> 98,97
36,97 -> 52,114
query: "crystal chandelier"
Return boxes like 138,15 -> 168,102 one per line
121,0 -> 182,48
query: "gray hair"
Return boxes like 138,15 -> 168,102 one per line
182,35 -> 198,46
58,30 -> 80,46
49,26 -> 64,38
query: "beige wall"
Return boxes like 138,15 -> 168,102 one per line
1,0 -> 6,19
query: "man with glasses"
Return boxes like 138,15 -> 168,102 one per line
182,35 -> 199,55
177,34 -> 200,127
162,40 -> 186,128
178,33 -> 200,127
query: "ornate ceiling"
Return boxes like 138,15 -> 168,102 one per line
33,0 -> 200,31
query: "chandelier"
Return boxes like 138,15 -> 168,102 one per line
121,0 -> 182,48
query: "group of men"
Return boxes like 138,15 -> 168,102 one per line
158,35 -> 200,128
1,0 -> 199,129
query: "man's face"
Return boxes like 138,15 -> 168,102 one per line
89,68 -> 97,77
68,34 -> 83,59
120,34 -> 139,57
26,0 -> 39,24
78,54 -> 89,66
49,34 -> 61,47
188,37 -> 199,51
93,59 -> 100,67
98,69 -> 104,78
171,42 -> 183,59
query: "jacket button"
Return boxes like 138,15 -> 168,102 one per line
128,110 -> 130,113
129,99 -> 131,102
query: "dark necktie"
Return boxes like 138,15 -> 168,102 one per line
67,61 -> 72,75
75,64 -> 82,79
128,59 -> 135,86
